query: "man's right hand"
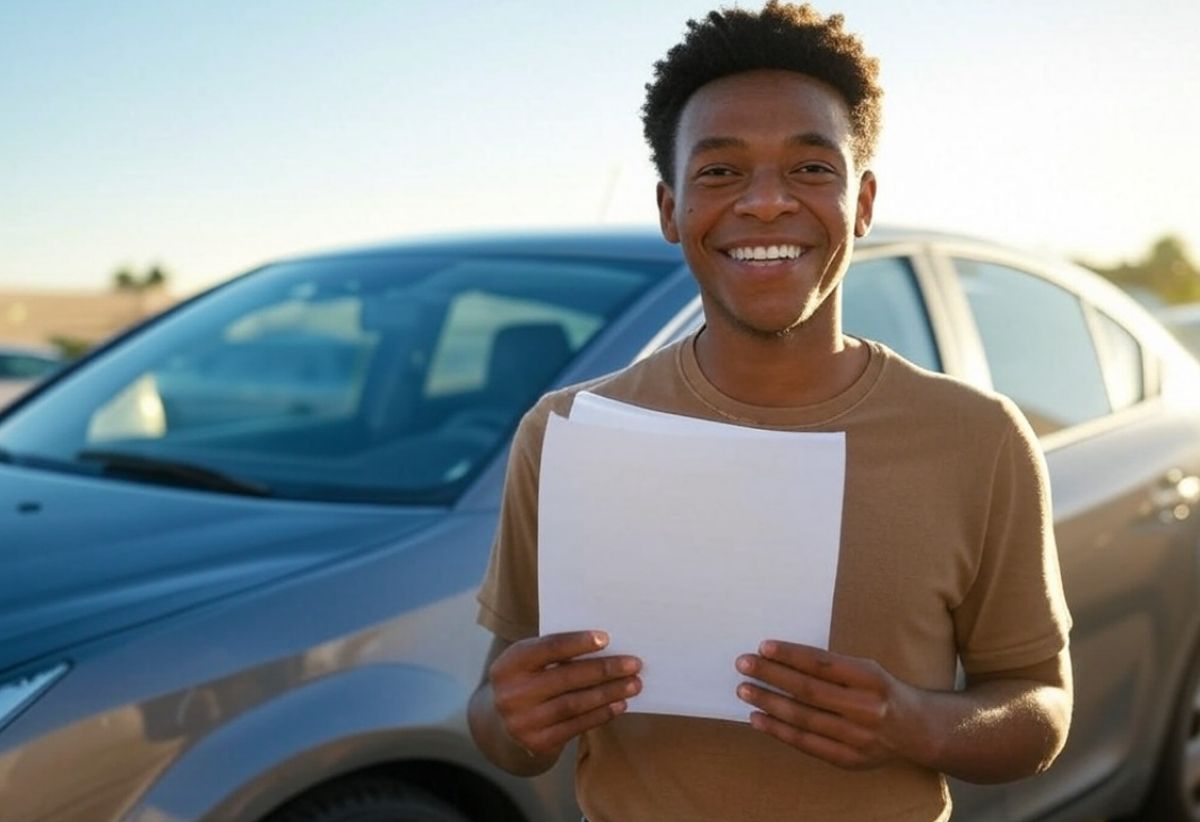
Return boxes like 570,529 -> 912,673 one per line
469,630 -> 642,774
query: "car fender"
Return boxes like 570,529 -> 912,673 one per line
124,662 -> 539,822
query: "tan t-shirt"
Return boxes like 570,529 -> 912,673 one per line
477,334 -> 1071,822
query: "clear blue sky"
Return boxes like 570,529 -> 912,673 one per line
3,1 -> 1198,294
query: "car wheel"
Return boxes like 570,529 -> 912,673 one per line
1135,647 -> 1200,821
267,776 -> 474,822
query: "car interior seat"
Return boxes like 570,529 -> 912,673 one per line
483,322 -> 573,413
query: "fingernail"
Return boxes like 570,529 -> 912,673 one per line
736,656 -> 753,673
759,640 -> 777,657
593,631 -> 609,648
613,700 -> 628,715
738,684 -> 753,700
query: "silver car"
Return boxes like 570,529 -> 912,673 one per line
0,228 -> 1198,822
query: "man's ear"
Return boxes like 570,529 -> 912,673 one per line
855,170 -> 876,238
657,181 -> 680,244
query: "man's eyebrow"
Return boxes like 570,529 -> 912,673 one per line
788,132 -> 841,153
686,132 -> 844,161
688,136 -> 747,158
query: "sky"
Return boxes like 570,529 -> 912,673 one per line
2,0 -> 1198,296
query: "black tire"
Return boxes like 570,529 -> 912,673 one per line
1135,647 -> 1200,821
266,776 -> 474,822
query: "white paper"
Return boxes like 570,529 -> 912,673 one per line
538,398 -> 846,723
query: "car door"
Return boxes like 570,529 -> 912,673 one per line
936,250 -> 1200,821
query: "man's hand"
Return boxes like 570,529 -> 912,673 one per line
735,640 -> 917,770
469,631 -> 642,775
735,640 -> 1072,783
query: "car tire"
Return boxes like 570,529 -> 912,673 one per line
1134,645 -> 1200,821
267,776 -> 474,822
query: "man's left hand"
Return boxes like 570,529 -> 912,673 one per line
735,640 -> 926,770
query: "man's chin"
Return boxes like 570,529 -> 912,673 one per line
701,290 -> 818,340
729,315 -> 807,340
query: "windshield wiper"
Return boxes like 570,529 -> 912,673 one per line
76,450 -> 272,497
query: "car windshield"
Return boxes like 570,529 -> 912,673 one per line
0,250 -> 666,504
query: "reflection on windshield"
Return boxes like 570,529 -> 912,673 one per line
0,252 -> 667,504
89,375 -> 167,441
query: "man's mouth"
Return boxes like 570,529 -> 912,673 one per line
724,244 -> 808,264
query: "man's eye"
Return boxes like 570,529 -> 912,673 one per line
794,164 -> 835,175
697,166 -> 735,178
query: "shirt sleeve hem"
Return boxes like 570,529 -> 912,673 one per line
960,631 -> 1069,676
476,597 -> 538,642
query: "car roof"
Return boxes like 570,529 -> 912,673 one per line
288,228 -> 686,265
274,224 -> 1018,267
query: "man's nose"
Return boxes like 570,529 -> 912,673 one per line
733,172 -> 800,222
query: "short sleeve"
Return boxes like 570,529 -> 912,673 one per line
953,402 -> 1073,675
476,403 -> 549,642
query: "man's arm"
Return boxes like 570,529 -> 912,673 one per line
735,641 -> 1072,783
468,631 -> 642,777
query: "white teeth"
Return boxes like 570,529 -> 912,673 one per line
727,245 -> 804,262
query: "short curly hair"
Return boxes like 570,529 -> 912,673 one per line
642,1 -> 883,184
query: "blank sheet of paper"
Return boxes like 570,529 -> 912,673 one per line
538,400 -> 846,723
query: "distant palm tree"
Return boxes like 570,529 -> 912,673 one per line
112,265 -> 169,292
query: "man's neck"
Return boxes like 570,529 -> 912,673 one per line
693,320 -> 870,409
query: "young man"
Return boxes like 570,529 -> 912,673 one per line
468,3 -> 1073,820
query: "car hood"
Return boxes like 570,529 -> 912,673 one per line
0,464 -> 443,675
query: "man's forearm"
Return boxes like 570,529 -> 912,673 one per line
897,658 -> 1073,783
467,683 -> 563,777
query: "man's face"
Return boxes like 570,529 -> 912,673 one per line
657,69 -> 876,339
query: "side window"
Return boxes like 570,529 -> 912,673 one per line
842,256 -> 942,372
954,259 -> 1110,436
1091,310 -> 1144,412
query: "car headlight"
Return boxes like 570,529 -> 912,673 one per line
0,662 -> 70,732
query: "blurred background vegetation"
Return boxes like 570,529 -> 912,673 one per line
1080,235 -> 1200,309
112,265 -> 170,294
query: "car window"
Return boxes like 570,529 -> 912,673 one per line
425,292 -> 602,397
1091,310 -> 1145,412
0,353 -> 59,379
0,253 -> 668,504
89,297 -> 377,438
954,258 -> 1111,436
842,256 -> 941,372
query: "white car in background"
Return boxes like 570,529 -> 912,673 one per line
0,343 -> 62,408
1158,302 -> 1200,360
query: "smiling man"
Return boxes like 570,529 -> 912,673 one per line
468,4 -> 1072,821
